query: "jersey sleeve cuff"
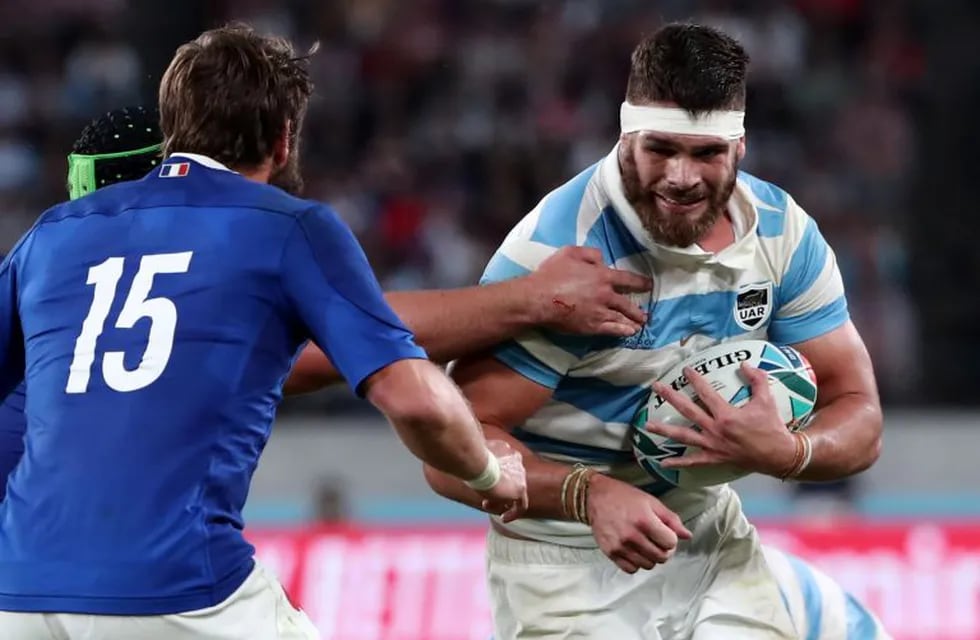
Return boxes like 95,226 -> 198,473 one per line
769,295 -> 849,345
350,343 -> 429,397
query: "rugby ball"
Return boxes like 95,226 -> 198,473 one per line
630,340 -> 817,489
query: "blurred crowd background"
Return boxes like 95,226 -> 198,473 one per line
5,0 -> 976,410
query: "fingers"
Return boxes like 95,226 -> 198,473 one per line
596,320 -> 642,338
740,363 -> 773,403
610,554 -> 641,574
651,382 -> 714,429
553,245 -> 602,265
633,513 -> 680,551
622,532 -> 673,567
649,502 -> 693,540
680,368 -> 730,416
482,497 -> 526,522
613,547 -> 656,573
481,498 -> 508,516
607,268 -> 653,294
604,291 -> 648,325
659,450 -> 726,470
493,484 -> 529,522
500,500 -> 525,523
645,420 -> 711,450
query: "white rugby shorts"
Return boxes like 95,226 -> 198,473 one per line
486,486 -> 796,639
0,560 -> 319,640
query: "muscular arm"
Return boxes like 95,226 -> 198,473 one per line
284,283 -> 547,394
284,247 -> 651,395
422,354 -> 577,519
792,320 -> 883,480
361,358 -> 494,482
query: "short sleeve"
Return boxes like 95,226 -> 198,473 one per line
770,211 -> 850,345
280,205 -> 426,395
479,223 -> 593,390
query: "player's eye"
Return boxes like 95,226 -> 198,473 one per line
644,145 -> 674,158
693,147 -> 726,160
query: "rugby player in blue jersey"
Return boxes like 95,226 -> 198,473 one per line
0,25 -> 528,639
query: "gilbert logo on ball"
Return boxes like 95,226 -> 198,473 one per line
630,340 -> 817,489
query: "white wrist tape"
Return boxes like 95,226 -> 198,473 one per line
620,101 -> 745,139
464,451 -> 501,491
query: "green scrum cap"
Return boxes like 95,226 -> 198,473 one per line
67,106 -> 163,200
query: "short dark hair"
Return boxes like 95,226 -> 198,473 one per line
158,24 -> 314,168
626,23 -> 749,114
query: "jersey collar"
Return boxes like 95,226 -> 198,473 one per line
597,144 -> 758,271
167,152 -> 237,173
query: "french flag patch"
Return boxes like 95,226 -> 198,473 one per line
159,162 -> 190,178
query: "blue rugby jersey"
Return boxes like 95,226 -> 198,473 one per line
0,153 -> 425,614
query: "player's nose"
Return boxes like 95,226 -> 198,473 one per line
663,156 -> 700,191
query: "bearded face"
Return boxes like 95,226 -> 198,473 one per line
619,131 -> 741,248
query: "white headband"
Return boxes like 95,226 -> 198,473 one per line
620,102 -> 745,139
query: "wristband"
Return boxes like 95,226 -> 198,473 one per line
465,451 -> 501,491
789,432 -> 814,478
781,432 -> 813,480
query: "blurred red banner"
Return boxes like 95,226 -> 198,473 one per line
248,521 -> 980,640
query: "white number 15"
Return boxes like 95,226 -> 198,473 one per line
66,251 -> 194,394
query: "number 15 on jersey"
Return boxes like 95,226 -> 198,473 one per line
66,251 -> 194,394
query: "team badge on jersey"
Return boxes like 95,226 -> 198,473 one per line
159,162 -> 190,178
734,282 -> 773,330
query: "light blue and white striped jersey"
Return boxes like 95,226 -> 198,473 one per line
481,146 -> 849,545
764,546 -> 891,640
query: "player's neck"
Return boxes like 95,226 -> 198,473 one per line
236,163 -> 273,185
227,154 -> 276,185
696,211 -> 736,253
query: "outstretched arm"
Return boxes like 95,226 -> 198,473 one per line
284,246 -> 651,394
281,205 -> 528,514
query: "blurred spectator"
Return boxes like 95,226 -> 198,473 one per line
312,477 -> 349,523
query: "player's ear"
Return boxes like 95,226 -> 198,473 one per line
735,136 -> 746,162
272,120 -> 291,169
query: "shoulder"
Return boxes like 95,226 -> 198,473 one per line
197,176 -> 322,220
736,171 -> 811,241
524,161 -> 603,249
485,161 -> 615,282
737,171 -> 824,273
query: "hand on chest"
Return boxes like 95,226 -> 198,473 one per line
580,265 -> 778,384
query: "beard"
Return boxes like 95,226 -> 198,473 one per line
269,148 -> 304,196
620,151 -> 737,248
269,136 -> 303,197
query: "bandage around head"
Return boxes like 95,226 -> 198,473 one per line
620,102 -> 745,139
